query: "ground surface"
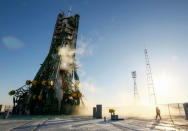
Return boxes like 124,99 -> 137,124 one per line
0,116 -> 187,131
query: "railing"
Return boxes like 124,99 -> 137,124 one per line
102,103 -> 186,120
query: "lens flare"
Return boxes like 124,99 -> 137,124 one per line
155,75 -> 172,94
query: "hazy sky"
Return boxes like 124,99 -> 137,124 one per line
0,0 -> 188,106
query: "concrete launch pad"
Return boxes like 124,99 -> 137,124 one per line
0,116 -> 187,131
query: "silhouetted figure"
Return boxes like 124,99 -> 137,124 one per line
156,106 -> 161,120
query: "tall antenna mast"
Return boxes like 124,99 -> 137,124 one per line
144,49 -> 157,105
132,71 -> 139,101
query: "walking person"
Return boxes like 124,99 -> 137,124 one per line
156,106 -> 161,120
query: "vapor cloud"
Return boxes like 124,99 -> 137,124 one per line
58,45 -> 75,72
58,35 -> 93,72
80,81 -> 100,93
77,35 -> 93,56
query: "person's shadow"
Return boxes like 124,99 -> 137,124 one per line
150,119 -> 160,130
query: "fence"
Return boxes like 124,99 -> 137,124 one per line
102,103 -> 186,120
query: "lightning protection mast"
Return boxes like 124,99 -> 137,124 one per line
132,71 -> 139,101
144,49 -> 157,105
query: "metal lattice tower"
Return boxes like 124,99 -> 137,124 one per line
144,49 -> 157,105
132,71 -> 139,100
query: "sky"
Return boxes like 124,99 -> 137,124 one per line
0,0 -> 188,106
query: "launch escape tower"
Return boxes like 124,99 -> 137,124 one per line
9,9 -> 82,115
144,49 -> 157,105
